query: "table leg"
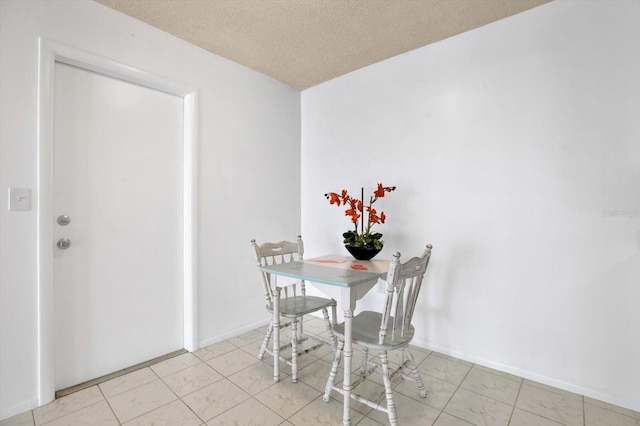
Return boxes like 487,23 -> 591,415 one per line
341,288 -> 355,426
273,287 -> 281,382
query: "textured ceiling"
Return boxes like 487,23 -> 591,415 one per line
96,0 -> 552,90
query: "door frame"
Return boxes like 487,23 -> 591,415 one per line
36,38 -> 199,405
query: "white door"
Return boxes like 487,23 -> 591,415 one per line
53,62 -> 184,390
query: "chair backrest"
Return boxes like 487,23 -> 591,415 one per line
379,244 -> 433,344
251,236 -> 304,305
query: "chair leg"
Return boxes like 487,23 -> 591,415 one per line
323,339 -> 344,402
321,308 -> 337,355
380,351 -> 397,426
359,347 -> 369,374
258,321 -> 273,360
405,348 -> 427,398
291,318 -> 298,383
296,315 -> 303,341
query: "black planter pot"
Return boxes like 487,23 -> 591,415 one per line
345,245 -> 382,261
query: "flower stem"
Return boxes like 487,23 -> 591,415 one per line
361,187 -> 364,236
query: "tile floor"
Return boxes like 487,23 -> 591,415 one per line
2,317 -> 639,426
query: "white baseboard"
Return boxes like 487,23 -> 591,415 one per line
412,338 -> 640,413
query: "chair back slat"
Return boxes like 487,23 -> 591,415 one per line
379,245 -> 432,344
252,236 -> 304,304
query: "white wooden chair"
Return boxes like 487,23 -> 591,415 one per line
251,235 -> 337,383
323,245 -> 433,425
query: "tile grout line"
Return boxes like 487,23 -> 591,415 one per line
506,378 -> 524,425
425,353 -> 475,425
96,383 -> 122,425
181,336 -> 283,424
106,355 -> 205,425
155,363 -> 208,425
454,381 -> 574,426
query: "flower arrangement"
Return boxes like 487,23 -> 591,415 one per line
324,183 -> 396,250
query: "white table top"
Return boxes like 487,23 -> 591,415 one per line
258,254 -> 388,288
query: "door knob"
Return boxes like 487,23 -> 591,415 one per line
57,215 -> 71,226
57,238 -> 71,250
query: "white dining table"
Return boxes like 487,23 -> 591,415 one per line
258,254 -> 389,425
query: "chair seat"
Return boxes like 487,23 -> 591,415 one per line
266,295 -> 336,317
333,311 -> 415,351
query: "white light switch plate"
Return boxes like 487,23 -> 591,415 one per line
8,187 -> 31,211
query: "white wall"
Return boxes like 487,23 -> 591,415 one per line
301,0 -> 640,412
0,0 -> 300,419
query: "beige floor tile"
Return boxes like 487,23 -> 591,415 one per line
108,380 -> 177,423
227,330 -> 265,347
40,401 -> 118,426
193,341 -> 238,362
394,372 -> 458,411
0,411 -> 34,426
297,327 -> 336,356
584,397 -> 640,420
300,317 -> 332,334
296,359 -> 335,392
431,352 -> 473,366
460,367 -> 521,405
206,349 -> 260,377
433,412 -> 475,426
584,402 -> 640,426
99,367 -> 158,398
407,346 -> 432,365
522,379 -> 582,401
182,379 -> 250,422
162,362 -> 224,397
239,338 -> 264,359
34,386 -> 104,425
150,353 -> 202,378
356,416 -> 386,426
206,398 -> 284,426
509,408 -> 566,426
367,392 -> 441,426
288,395 -> 365,426
417,354 -> 472,385
227,362 -> 282,395
13,337 -> 640,426
122,399 -> 202,426
254,379 -> 321,418
515,383 -> 583,426
444,388 -> 512,426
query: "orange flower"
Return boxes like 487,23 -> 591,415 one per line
324,183 -> 396,248
340,189 -> 349,204
374,183 -> 386,198
328,192 -> 341,205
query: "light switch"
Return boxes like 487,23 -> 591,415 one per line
8,187 -> 31,211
